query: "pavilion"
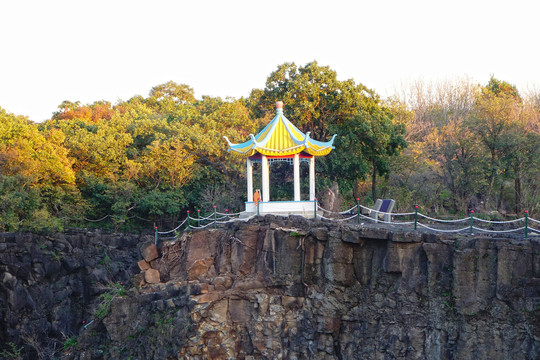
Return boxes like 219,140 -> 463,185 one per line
224,101 -> 337,218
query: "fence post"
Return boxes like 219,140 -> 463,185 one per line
314,198 -> 317,220
187,210 -> 190,230
469,210 -> 474,235
525,210 -> 529,239
257,201 -> 260,216
154,226 -> 158,245
213,206 -> 217,229
356,198 -> 361,224
197,209 -> 201,228
414,205 -> 419,230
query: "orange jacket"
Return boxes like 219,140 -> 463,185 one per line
253,190 -> 261,205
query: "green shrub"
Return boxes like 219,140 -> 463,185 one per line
64,337 -> 78,349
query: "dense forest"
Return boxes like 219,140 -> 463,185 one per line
1,62 -> 539,232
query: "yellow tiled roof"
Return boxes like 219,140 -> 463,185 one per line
224,104 -> 336,157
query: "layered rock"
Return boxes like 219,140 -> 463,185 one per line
0,229 -> 144,359
1,216 -> 539,359
115,216 -> 540,359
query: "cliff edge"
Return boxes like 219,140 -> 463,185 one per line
1,216 -> 539,359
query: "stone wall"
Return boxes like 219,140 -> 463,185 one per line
1,216 -> 539,359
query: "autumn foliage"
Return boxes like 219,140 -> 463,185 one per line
1,64 -> 538,232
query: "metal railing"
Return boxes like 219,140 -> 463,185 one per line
316,201 -> 538,238
81,202 -> 538,242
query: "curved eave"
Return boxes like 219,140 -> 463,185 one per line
230,150 -> 257,157
305,146 -> 333,156
304,134 -> 337,156
228,143 -> 335,157
225,121 -> 337,158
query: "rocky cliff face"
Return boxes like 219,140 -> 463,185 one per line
0,230 -> 143,359
1,216 -> 539,359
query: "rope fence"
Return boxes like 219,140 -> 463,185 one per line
152,206 -> 251,244
65,200 -> 539,241
313,199 -> 537,239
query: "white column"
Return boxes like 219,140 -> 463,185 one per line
262,155 -> 270,202
247,158 -> 253,202
293,153 -> 300,201
309,156 -> 315,201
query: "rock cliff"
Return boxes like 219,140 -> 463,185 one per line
1,216 -> 539,359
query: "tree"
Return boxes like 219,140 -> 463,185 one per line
149,81 -> 196,104
147,81 -> 196,114
470,77 -> 522,209
0,108 -> 79,230
426,119 -> 485,212
393,77 -> 540,215
174,96 -> 260,210
0,108 -> 75,187
250,62 -> 407,201
250,61 -> 366,140
330,100 -> 407,200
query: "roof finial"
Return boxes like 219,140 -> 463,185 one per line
276,101 -> 283,110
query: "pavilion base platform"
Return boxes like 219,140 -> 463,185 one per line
240,201 -> 316,219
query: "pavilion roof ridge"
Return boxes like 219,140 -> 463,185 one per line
255,112 -> 302,147
225,101 -> 336,157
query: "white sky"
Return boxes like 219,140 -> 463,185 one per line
1,0 -> 539,122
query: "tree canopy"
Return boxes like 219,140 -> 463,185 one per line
0,65 -> 538,232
